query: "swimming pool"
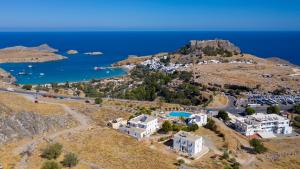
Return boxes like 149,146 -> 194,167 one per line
167,111 -> 192,118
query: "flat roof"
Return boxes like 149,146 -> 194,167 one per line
129,114 -> 157,124
174,131 -> 202,141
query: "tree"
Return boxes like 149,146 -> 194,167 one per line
293,104 -> 300,114
161,120 -> 172,133
94,97 -> 103,104
41,143 -> 63,160
62,152 -> 79,168
217,110 -> 230,121
41,161 -> 61,169
249,139 -> 267,154
267,106 -> 280,114
22,84 -> 32,90
245,107 -> 256,115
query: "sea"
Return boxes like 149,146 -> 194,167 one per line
0,31 -> 299,85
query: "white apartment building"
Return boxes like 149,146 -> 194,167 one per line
173,131 -> 203,156
235,113 -> 292,137
119,114 -> 159,139
187,113 -> 208,126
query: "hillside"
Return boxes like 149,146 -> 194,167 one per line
113,39 -> 300,91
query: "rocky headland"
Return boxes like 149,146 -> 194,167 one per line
0,44 -> 66,63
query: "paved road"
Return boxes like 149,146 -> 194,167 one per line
1,87 -> 295,115
0,87 -> 85,100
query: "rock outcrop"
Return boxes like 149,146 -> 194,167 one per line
0,112 -> 72,143
190,40 -> 241,54
67,50 -> 79,55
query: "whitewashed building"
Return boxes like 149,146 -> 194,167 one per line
119,114 -> 159,139
173,131 -> 203,156
235,113 -> 292,137
187,113 -> 208,126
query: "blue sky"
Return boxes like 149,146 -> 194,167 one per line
0,0 -> 300,31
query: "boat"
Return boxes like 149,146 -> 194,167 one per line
94,66 -> 105,71
85,51 -> 103,56
18,72 -> 27,75
28,65 -> 33,68
40,73 -> 45,76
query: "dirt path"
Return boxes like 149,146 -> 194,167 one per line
13,97 -> 91,169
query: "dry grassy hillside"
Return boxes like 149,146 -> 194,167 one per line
25,128 -> 177,169
0,92 -> 65,116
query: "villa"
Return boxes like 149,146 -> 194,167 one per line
119,114 -> 159,139
187,113 -> 208,126
235,113 -> 293,138
173,131 -> 203,156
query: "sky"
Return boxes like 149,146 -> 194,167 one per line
0,0 -> 300,31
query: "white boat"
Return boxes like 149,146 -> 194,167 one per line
85,52 -> 103,55
28,65 -> 33,68
106,71 -> 110,74
18,72 -> 26,75
94,66 -> 105,71
40,73 -> 45,76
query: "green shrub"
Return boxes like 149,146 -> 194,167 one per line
267,106 -> 280,114
221,150 -> 229,160
249,139 -> 267,154
176,159 -> 185,166
41,143 -> 63,160
94,97 -> 103,104
217,110 -> 230,121
293,121 -> 300,128
41,161 -> 61,169
204,118 -> 217,131
172,124 -> 181,132
245,107 -> 256,115
295,116 -> 300,122
161,121 -> 172,133
62,152 -> 79,168
22,84 -> 32,90
293,104 -> 300,114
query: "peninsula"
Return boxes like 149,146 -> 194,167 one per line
0,44 -> 66,63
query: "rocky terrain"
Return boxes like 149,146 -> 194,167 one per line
0,44 -> 66,63
189,39 -> 241,53
0,112 -> 72,144
113,39 -> 300,91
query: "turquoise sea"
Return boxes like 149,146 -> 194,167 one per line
0,31 -> 299,84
